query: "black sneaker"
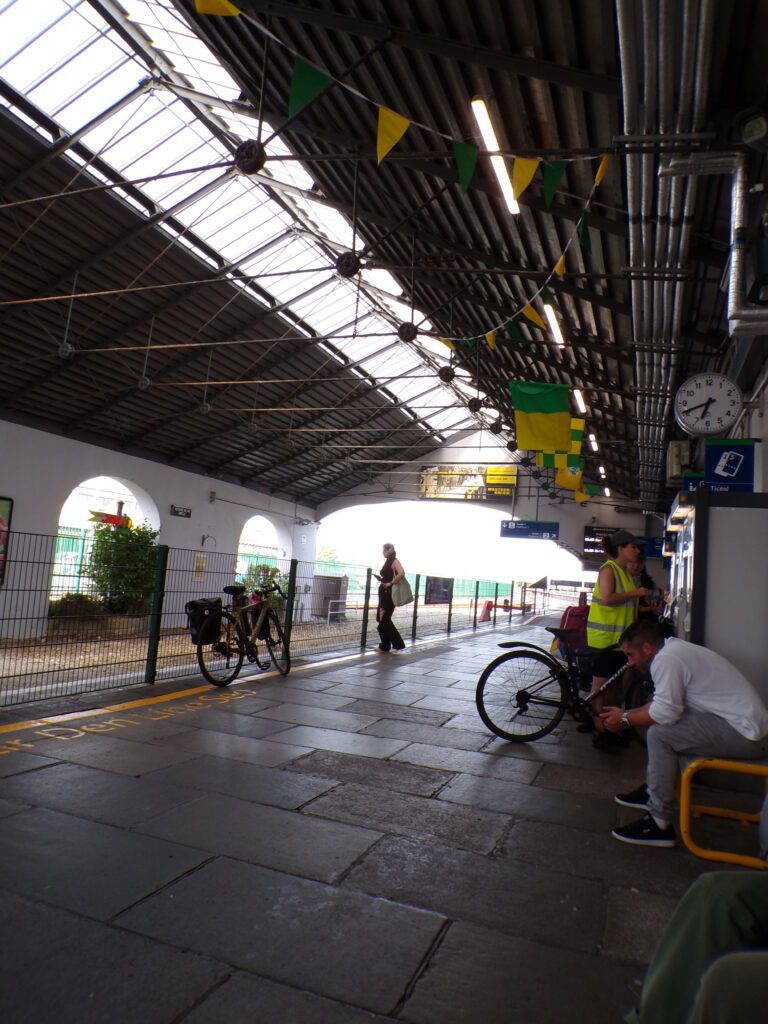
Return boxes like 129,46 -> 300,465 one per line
612,813 -> 676,848
615,783 -> 649,809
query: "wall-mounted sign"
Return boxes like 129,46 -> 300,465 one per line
424,576 -> 453,604
0,496 -> 13,589
500,520 -> 560,541
420,464 -> 517,501
170,505 -> 192,518
704,439 -> 755,493
192,553 -> 207,582
583,526 -> 664,560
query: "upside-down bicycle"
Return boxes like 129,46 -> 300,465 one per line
191,581 -> 290,686
475,626 -> 650,743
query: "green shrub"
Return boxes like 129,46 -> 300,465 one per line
240,563 -> 289,611
48,592 -> 105,618
87,522 -> 159,614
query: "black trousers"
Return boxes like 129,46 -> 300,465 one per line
377,588 -> 405,650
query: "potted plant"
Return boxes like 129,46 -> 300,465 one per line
87,522 -> 159,621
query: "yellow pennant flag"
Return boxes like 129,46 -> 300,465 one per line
574,489 -> 590,505
195,0 -> 241,13
512,158 -> 539,200
485,330 -> 496,351
438,337 -> 455,351
377,108 -> 410,164
553,254 -> 566,279
521,304 -> 546,330
594,153 -> 610,185
556,466 -> 583,491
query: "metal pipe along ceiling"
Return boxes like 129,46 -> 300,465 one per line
616,0 -> 716,509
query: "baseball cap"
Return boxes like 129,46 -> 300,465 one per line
609,529 -> 640,547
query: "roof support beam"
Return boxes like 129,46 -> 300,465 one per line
232,1 -> 620,95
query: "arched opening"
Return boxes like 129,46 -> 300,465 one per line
53,476 -> 160,600
236,514 -> 285,583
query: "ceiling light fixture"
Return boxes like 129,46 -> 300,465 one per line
544,304 -> 565,347
471,98 -> 519,215
604,487 -> 611,497
589,432 -> 599,452
573,388 -> 587,415
599,465 -> 606,478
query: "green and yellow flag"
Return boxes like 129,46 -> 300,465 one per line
508,381 -> 571,452
556,466 -> 583,491
536,451 -> 583,469
570,417 -> 585,455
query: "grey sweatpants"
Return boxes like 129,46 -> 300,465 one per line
646,709 -> 768,822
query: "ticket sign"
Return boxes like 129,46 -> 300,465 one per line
420,464 -> 517,501
704,439 -> 755,493
500,520 -> 560,541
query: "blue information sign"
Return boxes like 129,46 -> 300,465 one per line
704,439 -> 755,493
501,520 -> 560,541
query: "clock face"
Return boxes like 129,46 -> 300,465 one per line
674,373 -> 743,437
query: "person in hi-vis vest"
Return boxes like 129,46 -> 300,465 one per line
585,530 -> 650,751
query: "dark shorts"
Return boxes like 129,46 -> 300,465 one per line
592,647 -> 627,679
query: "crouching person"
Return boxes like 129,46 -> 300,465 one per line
600,620 -> 768,848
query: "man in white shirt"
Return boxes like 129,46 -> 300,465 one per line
600,620 -> 768,848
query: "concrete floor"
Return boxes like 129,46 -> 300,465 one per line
0,620 -> 728,1023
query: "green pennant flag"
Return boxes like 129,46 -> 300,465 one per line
577,212 -> 592,254
452,141 -> 478,192
508,380 -> 571,452
535,452 -> 583,469
288,57 -> 331,118
542,161 -> 566,208
458,337 -> 477,353
540,285 -> 557,307
504,320 -> 524,342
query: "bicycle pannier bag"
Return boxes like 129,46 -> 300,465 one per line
557,604 -> 589,653
185,598 -> 222,644
391,576 -> 414,607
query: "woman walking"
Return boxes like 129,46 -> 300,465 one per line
375,543 -> 406,653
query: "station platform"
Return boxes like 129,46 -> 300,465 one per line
0,619 -> 724,1023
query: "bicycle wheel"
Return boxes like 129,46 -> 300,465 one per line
196,610 -> 245,686
476,649 -> 568,741
265,609 -> 290,676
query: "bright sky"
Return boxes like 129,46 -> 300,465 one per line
317,501 -> 588,583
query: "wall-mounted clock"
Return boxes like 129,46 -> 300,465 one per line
673,373 -> 744,437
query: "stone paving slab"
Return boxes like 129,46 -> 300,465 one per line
359,718 -> 488,751
0,807 -> 208,919
603,884 -> 680,965
386,680 -> 468,698
116,856 -> 446,1015
266,725 -> 410,759
400,920 -> 640,1024
253,702 -> 381,732
502,819 -> 709,896
146,754 -> 337,808
23,732 -> 201,776
0,889 -> 227,1024
408,694 -> 475,714
341,700 -> 454,726
305,782 -> 508,854
323,684 -> 424,705
0,751 -> 59,777
184,971 -> 397,1023
533,760 -> 650,799
392,742 -> 542,783
483,733 -> 650,771
438,772 -> 616,832
152,728 -> 312,767
0,762 -> 200,827
285,749 -> 454,797
344,835 -> 602,952
251,685 -> 358,708
170,708 -> 294,739
135,792 -> 379,882
0,796 -> 26,818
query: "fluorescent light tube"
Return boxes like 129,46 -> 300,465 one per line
544,304 -> 565,347
599,465 -> 606,477
589,433 -> 599,452
604,487 -> 611,497
572,387 -> 586,413
471,99 -> 519,215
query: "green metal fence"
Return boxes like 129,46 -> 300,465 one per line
0,530 -> 545,707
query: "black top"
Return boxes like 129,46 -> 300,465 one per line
380,554 -> 396,584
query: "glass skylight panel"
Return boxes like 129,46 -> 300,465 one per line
0,0 -> 473,445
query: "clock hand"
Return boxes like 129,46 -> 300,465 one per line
680,397 -> 715,416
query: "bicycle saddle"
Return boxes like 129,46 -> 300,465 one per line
223,584 -> 246,596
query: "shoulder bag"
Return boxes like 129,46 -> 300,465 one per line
391,576 -> 414,607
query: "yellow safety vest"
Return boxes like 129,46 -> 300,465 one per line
586,559 -> 637,649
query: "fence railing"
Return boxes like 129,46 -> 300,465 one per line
0,530 -> 564,707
